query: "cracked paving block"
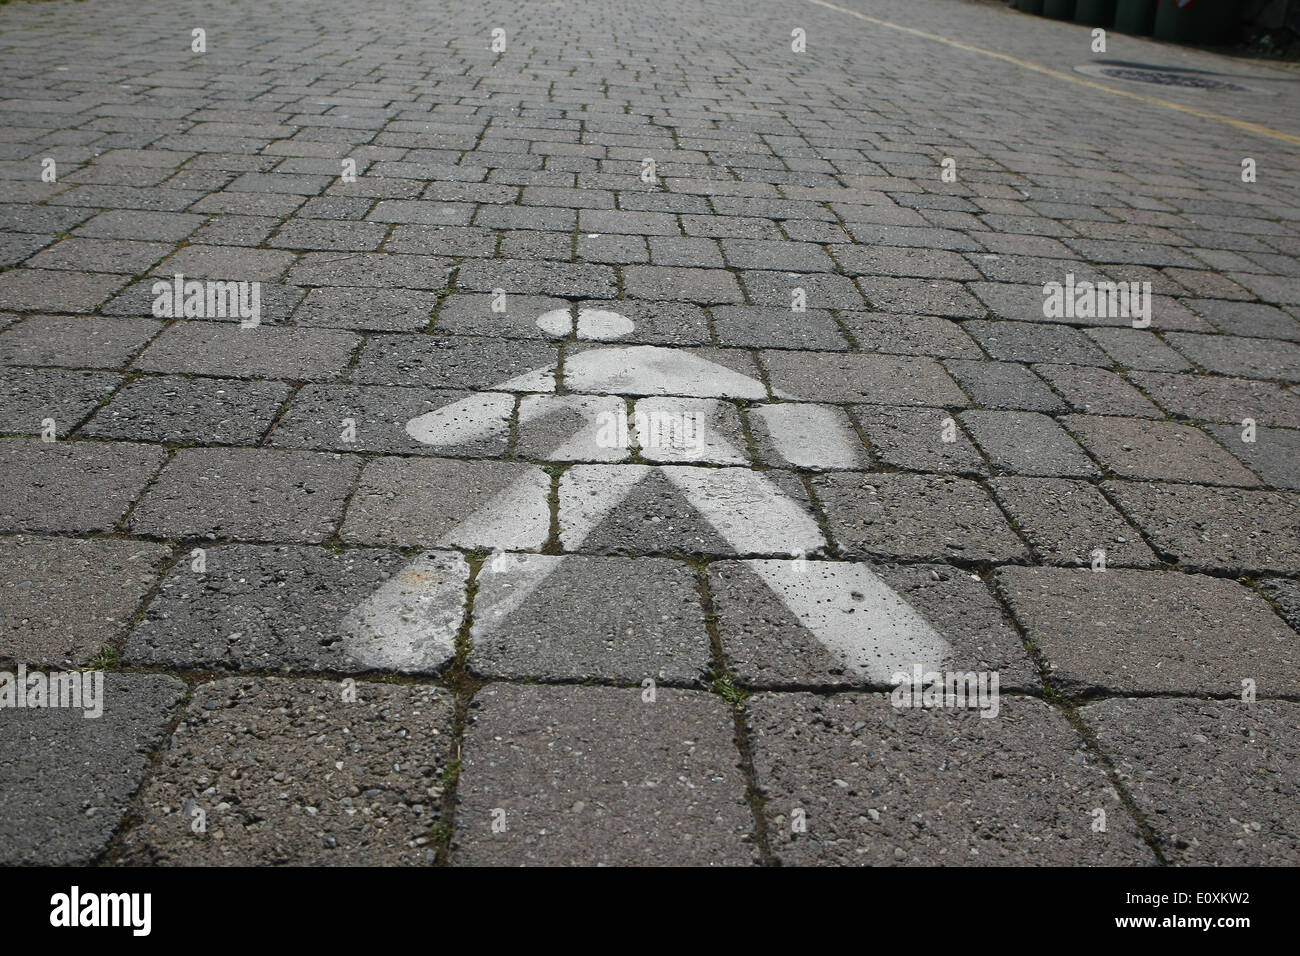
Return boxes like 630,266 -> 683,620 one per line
1080,698 -> 1300,865
83,376 -> 290,445
0,674 -> 186,864
996,566 -> 1298,696
559,463 -> 824,557
0,439 -> 165,532
0,367 -> 120,437
813,472 -> 1027,563
468,553 -> 711,684
747,693 -> 1153,866
851,404 -> 986,475
0,535 -> 170,666
0,315 -> 162,369
1104,481 -> 1300,575
351,334 -> 557,391
342,457 -> 550,550
709,559 -> 1035,690
124,545 -> 466,674
762,351 -> 966,406
989,477 -> 1157,568
1065,415 -> 1260,486
112,678 -> 456,865
129,448 -> 360,543
960,410 -> 1098,478
270,385 -> 511,458
453,684 -> 754,866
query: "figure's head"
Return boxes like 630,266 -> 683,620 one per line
536,307 -> 634,340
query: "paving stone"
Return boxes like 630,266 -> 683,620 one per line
622,265 -> 744,304
113,677 -> 456,865
574,299 -> 712,346
837,312 -> 982,359
1081,698 -> 1300,866
270,384 -> 510,457
0,535 -> 169,666
989,477 -> 1158,568
833,245 -> 981,280
748,402 -> 870,471
293,286 -> 438,331
0,367 -> 119,436
858,277 -> 984,318
963,320 -> 1110,367
960,410 -> 1098,478
1203,423 -> 1300,491
0,439 -> 164,532
1166,333 -> 1300,383
1031,364 -> 1161,418
0,315 -> 161,369
124,545 -> 466,674
0,674 -> 186,864
852,404 -> 987,475
83,375 -> 289,445
1065,415 -> 1260,486
1189,299 -> 1300,342
71,210 -> 205,243
434,294 -> 573,340
943,359 -> 1064,412
1105,480 -> 1300,575
129,447 -> 360,542
453,684 -> 754,866
710,306 -> 847,350
457,257 -> 617,298
762,351 -> 966,406
1083,327 -> 1193,372
812,472 -> 1027,562
468,553 -> 711,684
161,245 -> 296,282
997,566 -> 1298,696
1129,371 -> 1300,427
25,236 -> 172,274
287,252 -> 454,289
351,334 -> 556,390
741,271 -> 866,309
342,457 -> 550,549
0,269 -> 127,313
747,693 -> 1153,865
134,324 -> 359,381
710,559 -> 1036,690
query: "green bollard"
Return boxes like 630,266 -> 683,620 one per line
1114,0 -> 1157,35
1075,0 -> 1117,27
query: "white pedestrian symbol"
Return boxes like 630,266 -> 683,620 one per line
340,308 -> 952,681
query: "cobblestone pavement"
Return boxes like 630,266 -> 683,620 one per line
1,0 -> 1298,867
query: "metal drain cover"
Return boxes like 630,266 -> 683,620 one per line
1073,62 -> 1270,93
1099,67 -> 1248,91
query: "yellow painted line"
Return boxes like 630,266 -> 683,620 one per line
804,0 -> 1300,147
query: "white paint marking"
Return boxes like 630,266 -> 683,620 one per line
747,559 -> 952,682
753,403 -> 862,469
405,392 -> 513,448
565,345 -> 768,399
338,551 -> 468,672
